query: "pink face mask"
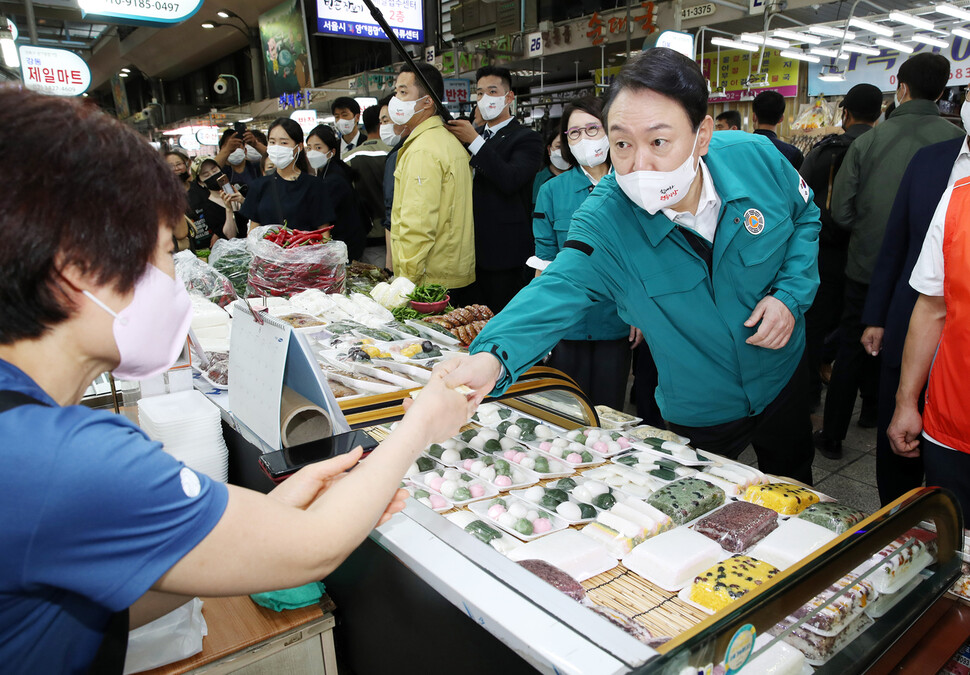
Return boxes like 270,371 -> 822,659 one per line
84,265 -> 193,380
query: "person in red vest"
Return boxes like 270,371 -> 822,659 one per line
889,168 -> 970,520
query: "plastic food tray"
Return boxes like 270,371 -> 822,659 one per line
468,496 -> 568,542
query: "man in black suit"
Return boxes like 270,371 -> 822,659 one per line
446,66 -> 544,312
860,136 -> 967,505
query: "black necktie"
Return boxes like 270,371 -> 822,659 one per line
482,128 -> 492,141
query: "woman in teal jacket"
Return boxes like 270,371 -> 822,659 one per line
532,97 -> 633,409
532,128 -> 572,207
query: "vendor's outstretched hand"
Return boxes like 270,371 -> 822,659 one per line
744,296 -> 794,349
400,365 -> 479,444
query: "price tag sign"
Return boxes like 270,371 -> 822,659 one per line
20,46 -> 90,97
526,31 -> 544,58
77,0 -> 204,26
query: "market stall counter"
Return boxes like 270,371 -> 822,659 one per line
218,377 -> 965,674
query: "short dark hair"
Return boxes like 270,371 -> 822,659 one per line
267,117 -> 310,173
0,86 -> 184,344
399,62 -> 444,101
218,128 -> 237,148
543,126 -> 571,169
898,53 -> 951,101
378,94 -> 393,110
165,150 -> 190,166
362,104 -> 381,134
560,96 -> 607,168
752,91 -> 786,126
476,65 -> 513,91
716,110 -> 742,130
604,48 -> 708,132
250,129 -> 267,145
331,96 -> 360,116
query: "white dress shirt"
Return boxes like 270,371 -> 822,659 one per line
468,116 -> 514,155
910,137 -> 970,297
661,159 -> 721,243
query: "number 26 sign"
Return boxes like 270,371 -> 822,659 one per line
526,32 -> 544,58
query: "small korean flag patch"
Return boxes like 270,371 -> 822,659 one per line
798,176 -> 811,204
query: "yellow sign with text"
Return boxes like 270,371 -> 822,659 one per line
701,48 -> 799,101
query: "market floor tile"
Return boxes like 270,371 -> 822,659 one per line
814,473 -> 883,514
838,453 -> 878,487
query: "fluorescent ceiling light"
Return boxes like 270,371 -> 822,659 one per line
910,33 -> 950,47
118,72 -> 129,77
807,25 -> 856,39
952,26 -> 970,39
772,29 -> 822,44
779,49 -> 821,62
740,33 -> 790,48
238,117 -> 254,123
810,46 -> 851,59
875,37 -> 915,52
0,28 -> 17,69
890,11 -> 936,30
935,4 -> 970,20
841,43 -> 881,55
711,37 -> 760,51
849,17 -> 894,36
818,68 -> 846,81
201,22 -> 215,28
217,10 -> 230,18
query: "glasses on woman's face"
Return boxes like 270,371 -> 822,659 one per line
169,161 -> 186,172
566,123 -> 604,141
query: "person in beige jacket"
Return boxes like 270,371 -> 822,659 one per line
389,62 -> 475,296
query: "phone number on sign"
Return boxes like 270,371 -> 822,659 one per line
106,0 -> 180,10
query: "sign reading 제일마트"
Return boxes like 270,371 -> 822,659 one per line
20,45 -> 90,97
77,0 -> 204,26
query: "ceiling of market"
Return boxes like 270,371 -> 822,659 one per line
3,0 -> 965,101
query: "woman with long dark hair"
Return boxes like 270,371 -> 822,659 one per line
239,118 -> 334,231
306,124 -> 367,260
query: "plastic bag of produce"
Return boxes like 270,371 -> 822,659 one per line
174,250 -> 238,308
246,225 -> 348,297
209,237 -> 252,298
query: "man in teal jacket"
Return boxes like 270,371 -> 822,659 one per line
442,48 -> 821,483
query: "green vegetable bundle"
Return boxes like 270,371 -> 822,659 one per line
408,283 -> 448,303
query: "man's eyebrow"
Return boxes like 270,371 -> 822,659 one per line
609,122 -> 672,133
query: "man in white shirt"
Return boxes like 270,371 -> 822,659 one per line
332,97 -> 365,157
889,164 -> 970,520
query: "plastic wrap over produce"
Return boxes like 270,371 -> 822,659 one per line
208,238 -> 252,298
174,250 -> 238,308
246,225 -> 348,297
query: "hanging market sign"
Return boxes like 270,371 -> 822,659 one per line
77,0 -> 203,26
316,0 -> 424,44
20,45 -> 90,97
179,133 -> 200,151
195,127 -> 220,146
443,78 -> 470,104
808,40 -> 970,96
290,109 -> 318,135
701,48 -> 799,101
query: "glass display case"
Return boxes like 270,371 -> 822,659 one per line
321,375 -> 966,675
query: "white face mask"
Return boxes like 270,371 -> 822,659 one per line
477,93 -> 508,121
335,118 -> 357,136
380,123 -> 401,147
894,84 -> 904,109
267,145 -> 297,170
550,149 -> 570,171
570,136 -> 610,168
228,148 -> 246,165
306,149 -> 332,170
615,131 -> 700,214
389,95 -> 426,126
246,145 -> 262,162
961,100 -> 970,136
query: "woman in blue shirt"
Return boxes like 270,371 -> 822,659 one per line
532,97 -> 634,410
0,88 -> 473,674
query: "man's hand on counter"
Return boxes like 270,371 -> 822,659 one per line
268,448 -> 360,509
436,352 -> 502,408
